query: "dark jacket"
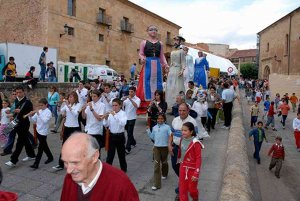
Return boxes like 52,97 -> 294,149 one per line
13,97 -> 33,127
249,128 -> 266,143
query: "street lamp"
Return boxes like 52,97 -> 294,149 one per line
60,24 -> 69,37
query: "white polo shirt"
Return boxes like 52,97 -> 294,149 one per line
123,96 -> 141,120
103,110 -> 127,133
61,103 -> 82,127
30,108 -> 52,135
85,100 -> 105,135
76,88 -> 89,106
171,115 -> 198,146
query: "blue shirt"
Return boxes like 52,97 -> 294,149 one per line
48,92 -> 60,106
222,88 -> 236,103
264,100 -> 270,112
147,123 -> 172,147
130,65 -> 136,73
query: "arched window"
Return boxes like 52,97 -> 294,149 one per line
263,66 -> 270,79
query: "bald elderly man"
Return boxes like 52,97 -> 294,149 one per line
60,133 -> 139,201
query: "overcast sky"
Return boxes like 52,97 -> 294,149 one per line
130,0 -> 299,49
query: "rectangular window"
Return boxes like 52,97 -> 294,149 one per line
266,42 -> 269,52
68,27 -> 74,36
68,0 -> 76,16
99,8 -> 105,18
99,34 -> 104,42
106,60 -> 110,66
107,70 -> 112,76
70,56 -> 76,63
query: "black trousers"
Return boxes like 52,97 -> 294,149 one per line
11,125 -> 35,164
223,102 -> 233,127
207,108 -> 218,131
106,133 -> 127,172
125,119 -> 136,152
35,133 -> 53,165
201,117 -> 207,128
58,126 -> 81,167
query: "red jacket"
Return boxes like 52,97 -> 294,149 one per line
268,144 -> 285,159
267,104 -> 275,116
178,138 -> 204,179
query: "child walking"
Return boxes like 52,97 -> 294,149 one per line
249,121 -> 267,164
29,98 -> 53,169
268,136 -> 285,178
178,122 -> 204,201
146,114 -> 172,190
250,101 -> 259,127
278,100 -> 290,129
0,99 -> 11,147
264,101 -> 277,131
292,112 -> 300,151
103,98 -> 128,172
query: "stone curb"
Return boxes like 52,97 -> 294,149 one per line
219,90 -> 254,201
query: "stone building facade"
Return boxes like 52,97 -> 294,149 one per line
228,49 -> 257,67
0,0 -> 180,77
257,7 -> 300,98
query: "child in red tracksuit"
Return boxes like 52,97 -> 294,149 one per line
178,122 -> 204,201
268,136 -> 285,178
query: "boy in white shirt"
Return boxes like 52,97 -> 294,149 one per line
122,87 -> 141,154
29,98 -> 53,169
100,83 -> 114,113
82,90 -> 105,152
103,98 -> 128,172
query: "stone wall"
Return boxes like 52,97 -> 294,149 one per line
269,74 -> 300,99
0,0 -> 48,46
219,92 -> 254,201
0,83 -> 78,108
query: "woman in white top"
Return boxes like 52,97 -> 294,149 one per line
53,91 -> 82,170
82,90 -> 105,150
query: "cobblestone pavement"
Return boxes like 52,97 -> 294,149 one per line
0,114 -> 229,201
241,91 -> 300,201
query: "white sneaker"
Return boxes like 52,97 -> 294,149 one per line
22,157 -> 35,161
52,165 -> 64,171
151,186 -> 158,191
161,176 -> 167,180
5,161 -> 16,167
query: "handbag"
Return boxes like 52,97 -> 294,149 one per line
3,99 -> 28,136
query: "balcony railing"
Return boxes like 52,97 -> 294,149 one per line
97,13 -> 112,26
120,20 -> 134,33
166,37 -> 173,46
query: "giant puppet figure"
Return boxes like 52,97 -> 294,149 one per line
165,36 -> 186,107
194,51 -> 210,89
183,46 -> 194,91
136,25 -> 169,114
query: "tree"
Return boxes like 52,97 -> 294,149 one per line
240,63 -> 258,79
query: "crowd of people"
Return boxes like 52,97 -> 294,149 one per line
0,24 -> 299,200
242,78 -> 300,179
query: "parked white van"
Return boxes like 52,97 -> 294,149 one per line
87,65 -> 119,83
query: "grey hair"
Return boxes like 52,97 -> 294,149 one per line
86,135 -> 100,158
70,132 -> 99,158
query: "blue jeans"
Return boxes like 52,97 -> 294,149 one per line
48,105 -> 58,125
40,64 -> 46,81
48,76 -> 57,82
250,116 -> 258,127
254,141 -> 263,161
